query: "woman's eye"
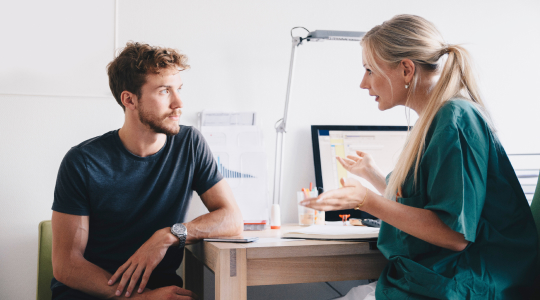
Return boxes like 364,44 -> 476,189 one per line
366,69 -> 372,75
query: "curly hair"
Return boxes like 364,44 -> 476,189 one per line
107,42 -> 190,110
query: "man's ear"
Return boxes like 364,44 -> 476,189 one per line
121,91 -> 137,111
401,59 -> 415,83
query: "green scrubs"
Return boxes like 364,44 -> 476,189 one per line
376,100 -> 538,299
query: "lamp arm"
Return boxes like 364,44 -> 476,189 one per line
272,36 -> 302,206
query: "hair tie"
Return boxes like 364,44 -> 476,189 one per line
445,44 -> 453,54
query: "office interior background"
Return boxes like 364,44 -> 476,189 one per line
1,0 -> 539,299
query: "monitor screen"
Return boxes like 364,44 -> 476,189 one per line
311,125 -> 409,221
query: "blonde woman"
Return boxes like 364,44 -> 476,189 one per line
301,15 -> 538,299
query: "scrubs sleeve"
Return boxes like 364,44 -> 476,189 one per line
421,120 -> 489,243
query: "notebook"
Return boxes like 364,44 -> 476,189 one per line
282,225 -> 379,241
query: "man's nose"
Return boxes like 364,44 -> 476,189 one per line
171,90 -> 183,109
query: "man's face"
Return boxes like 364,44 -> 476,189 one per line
137,67 -> 183,136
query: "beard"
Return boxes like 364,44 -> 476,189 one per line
137,104 -> 181,136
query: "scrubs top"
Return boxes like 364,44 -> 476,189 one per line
376,100 -> 538,299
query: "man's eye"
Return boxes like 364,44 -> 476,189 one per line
177,88 -> 181,93
160,89 -> 169,94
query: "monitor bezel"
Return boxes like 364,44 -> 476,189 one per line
311,125 -> 410,221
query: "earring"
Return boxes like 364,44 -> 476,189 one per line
405,83 -> 410,89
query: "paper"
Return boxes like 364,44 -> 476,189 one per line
255,238 -> 305,243
201,111 -> 256,126
200,110 -> 269,221
288,225 -> 379,236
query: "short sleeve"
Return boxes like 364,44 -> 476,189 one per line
421,107 -> 490,242
52,147 -> 90,215
190,128 -> 223,195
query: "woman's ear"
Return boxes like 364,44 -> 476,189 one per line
401,59 -> 416,83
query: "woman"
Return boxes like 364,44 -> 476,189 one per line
301,15 -> 538,299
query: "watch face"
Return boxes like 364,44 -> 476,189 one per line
172,223 -> 187,236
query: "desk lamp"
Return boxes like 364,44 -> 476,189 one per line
271,28 -> 366,229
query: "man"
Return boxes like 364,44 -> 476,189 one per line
51,42 -> 243,300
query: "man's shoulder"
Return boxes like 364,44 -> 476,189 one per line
73,130 -> 118,150
64,130 -> 118,162
171,126 -> 204,146
175,125 -> 198,138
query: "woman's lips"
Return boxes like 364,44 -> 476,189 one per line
375,96 -> 379,101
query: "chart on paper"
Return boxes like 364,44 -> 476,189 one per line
216,155 -> 256,179
200,111 -> 269,221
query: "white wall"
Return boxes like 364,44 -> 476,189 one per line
1,1 -> 539,299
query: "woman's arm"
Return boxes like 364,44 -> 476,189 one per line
365,191 -> 468,251
301,178 -> 469,252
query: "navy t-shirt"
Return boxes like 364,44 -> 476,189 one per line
51,126 -> 222,294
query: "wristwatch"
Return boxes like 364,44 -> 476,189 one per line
170,223 -> 187,249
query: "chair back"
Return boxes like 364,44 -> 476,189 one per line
37,220 -> 53,300
532,175 -> 540,266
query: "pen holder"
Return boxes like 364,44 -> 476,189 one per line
297,190 -> 320,226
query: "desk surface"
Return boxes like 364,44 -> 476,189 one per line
184,225 -> 388,300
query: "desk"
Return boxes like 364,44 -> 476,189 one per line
184,225 -> 388,300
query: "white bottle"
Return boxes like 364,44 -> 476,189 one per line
270,204 -> 281,229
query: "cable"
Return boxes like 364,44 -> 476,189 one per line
274,118 -> 283,129
325,282 -> 344,297
290,26 -> 310,38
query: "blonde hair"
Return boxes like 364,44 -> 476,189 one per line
361,15 -> 495,199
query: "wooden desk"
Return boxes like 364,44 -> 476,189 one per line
184,225 -> 387,300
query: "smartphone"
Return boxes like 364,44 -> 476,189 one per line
203,237 -> 259,243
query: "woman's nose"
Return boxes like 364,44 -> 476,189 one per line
360,75 -> 369,90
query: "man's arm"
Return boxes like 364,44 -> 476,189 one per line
52,211 -> 132,298
110,179 -> 242,297
185,179 -> 243,243
52,211 -> 196,299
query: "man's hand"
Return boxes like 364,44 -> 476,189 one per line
108,228 -> 178,297
141,286 -> 198,300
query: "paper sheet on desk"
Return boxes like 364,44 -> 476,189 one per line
255,238 -> 305,243
283,225 -> 379,240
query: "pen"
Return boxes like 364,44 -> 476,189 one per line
302,188 -> 310,199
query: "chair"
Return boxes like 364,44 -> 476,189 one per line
527,175 -> 540,299
37,220 -> 53,300
532,175 -> 540,266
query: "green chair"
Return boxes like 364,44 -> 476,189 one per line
532,174 -> 540,266
37,220 -> 53,300
528,175 -> 540,298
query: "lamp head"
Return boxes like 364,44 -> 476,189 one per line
306,30 -> 366,42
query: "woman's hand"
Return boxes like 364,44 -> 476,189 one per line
337,151 -> 387,194
337,151 -> 380,179
300,177 -> 369,211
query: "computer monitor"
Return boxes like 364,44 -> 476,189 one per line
311,125 -> 409,221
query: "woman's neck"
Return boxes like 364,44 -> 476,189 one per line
407,72 -> 439,118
